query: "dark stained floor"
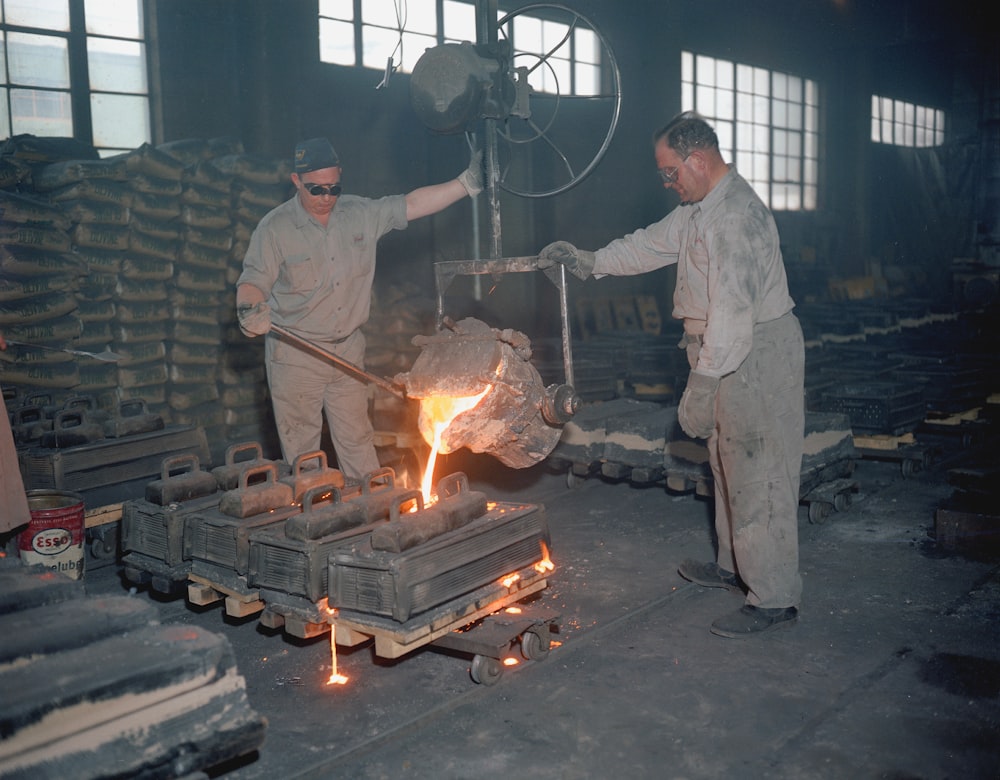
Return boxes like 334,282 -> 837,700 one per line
82,445 -> 1000,780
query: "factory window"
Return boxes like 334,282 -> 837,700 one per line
0,0 -> 149,155
871,95 -> 944,147
319,0 -> 600,95
681,51 -> 819,211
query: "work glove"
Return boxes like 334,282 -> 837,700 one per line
678,371 -> 720,439
237,302 -> 271,337
457,150 -> 484,197
537,241 -> 596,281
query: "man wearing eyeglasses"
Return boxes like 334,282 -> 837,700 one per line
236,137 -> 482,480
538,112 -> 805,638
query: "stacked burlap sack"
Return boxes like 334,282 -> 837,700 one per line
0,135 -> 292,462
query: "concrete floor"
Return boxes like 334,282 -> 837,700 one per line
84,446 -> 1000,780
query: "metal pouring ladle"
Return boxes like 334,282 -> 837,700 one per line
5,340 -> 122,362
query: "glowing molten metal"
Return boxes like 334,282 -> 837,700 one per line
417,387 -> 490,503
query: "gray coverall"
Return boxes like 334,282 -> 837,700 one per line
237,192 -> 408,479
593,167 -> 805,609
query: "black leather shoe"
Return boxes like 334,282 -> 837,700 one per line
677,560 -> 744,593
710,605 -> 798,638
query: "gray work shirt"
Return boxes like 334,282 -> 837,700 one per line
237,192 -> 408,343
593,167 -> 794,378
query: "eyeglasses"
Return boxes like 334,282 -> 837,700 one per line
302,182 -> 342,197
658,166 -> 680,184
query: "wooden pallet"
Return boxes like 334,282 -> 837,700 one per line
332,566 -> 550,660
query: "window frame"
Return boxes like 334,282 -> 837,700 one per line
681,50 -> 820,212
0,0 -> 152,156
870,94 -> 945,148
319,0 -> 602,96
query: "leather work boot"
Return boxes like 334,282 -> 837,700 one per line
677,559 -> 744,593
710,605 -> 799,638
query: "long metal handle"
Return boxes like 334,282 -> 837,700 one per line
5,340 -> 122,362
558,263 -> 575,389
269,325 -> 406,400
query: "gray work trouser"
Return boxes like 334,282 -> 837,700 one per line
265,329 -> 380,481
689,312 -> 805,608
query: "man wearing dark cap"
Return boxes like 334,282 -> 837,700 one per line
236,137 -> 483,480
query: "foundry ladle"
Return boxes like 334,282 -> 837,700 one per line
5,340 -> 122,362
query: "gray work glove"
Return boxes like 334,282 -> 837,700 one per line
537,241 -> 596,281
457,150 -> 484,197
678,371 -> 720,439
237,302 -> 271,337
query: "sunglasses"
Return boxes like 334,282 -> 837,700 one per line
302,181 -> 343,197
658,166 -> 680,184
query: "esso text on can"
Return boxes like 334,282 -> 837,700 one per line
31,528 -> 73,555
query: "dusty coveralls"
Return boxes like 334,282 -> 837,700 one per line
594,167 -> 805,609
237,193 -> 408,480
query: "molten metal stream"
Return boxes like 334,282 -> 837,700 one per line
418,387 -> 490,502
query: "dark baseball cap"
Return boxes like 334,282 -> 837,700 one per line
294,138 -> 340,173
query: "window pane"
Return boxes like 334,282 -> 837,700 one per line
753,95 -> 769,123
4,0 -> 69,30
713,120 -> 733,159
362,24 -> 398,69
88,37 -> 146,93
681,51 -> 693,82
736,90 -> 752,121
575,62 -> 600,96
804,184 -> 817,210
681,82 -> 693,110
443,0 -> 475,42
736,121 -> 754,150
753,152 -> 768,181
772,72 -> 786,100
85,0 -> 142,38
753,124 -> 769,152
320,18 -> 355,65
575,28 -> 598,64
697,55 -> 715,87
403,0 -> 436,35
320,0 -> 354,21
0,35 -> 6,82
542,20 -> 569,55
90,92 -> 148,147
715,60 -> 733,90
736,63 -> 753,92
696,84 -> 714,114
514,16 -> 542,52
754,67 -> 768,95
539,56 -> 570,94
399,31 -> 435,72
11,87 -> 72,135
8,32 -> 70,88
715,88 -> 733,120
364,0 -> 405,26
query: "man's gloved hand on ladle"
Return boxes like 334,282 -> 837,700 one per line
237,302 -> 271,337
537,241 -> 596,281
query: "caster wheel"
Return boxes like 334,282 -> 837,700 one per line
520,628 -> 551,661
834,492 -> 852,513
808,501 -> 832,524
470,654 -> 504,686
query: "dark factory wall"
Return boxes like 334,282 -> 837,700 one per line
149,0 -> 993,331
